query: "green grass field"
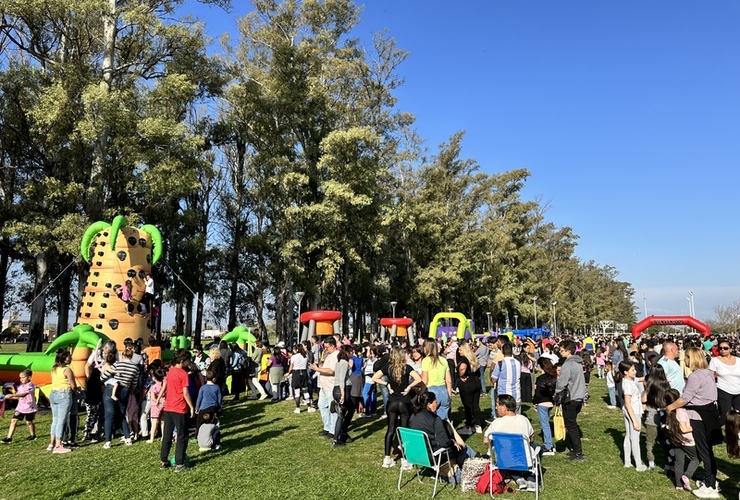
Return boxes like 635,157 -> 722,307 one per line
1,353 -> 739,500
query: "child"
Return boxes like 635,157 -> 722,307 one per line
101,353 -> 120,401
197,412 -> 220,452
616,360 -> 647,471
146,368 -> 165,443
605,361 -> 616,409
195,370 -> 222,431
2,370 -> 38,443
725,408 -> 740,459
595,347 -> 606,379
664,389 -> 699,491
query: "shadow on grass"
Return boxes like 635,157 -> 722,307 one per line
716,456 -> 740,497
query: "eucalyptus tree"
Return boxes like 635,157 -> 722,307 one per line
218,0 -> 411,338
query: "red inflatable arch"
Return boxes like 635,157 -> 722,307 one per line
631,315 -> 711,339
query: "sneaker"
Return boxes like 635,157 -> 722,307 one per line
1,438 -> 11,444
159,461 -> 171,469
648,460 -> 655,470
323,433 -> 335,440
199,447 -> 211,452
542,448 -> 555,456
401,459 -> 413,471
516,478 -> 528,490
124,438 -> 133,446
526,481 -> 537,491
174,464 -> 190,472
27,435 -> 37,441
624,464 -> 633,468
568,454 -> 586,462
606,405 -> 617,410
103,441 -> 111,449
259,394 -> 268,400
46,444 -> 54,451
382,456 -> 395,468
331,440 -> 346,448
307,407 -> 317,413
52,446 -> 71,454
636,464 -> 648,472
681,475 -> 692,491
457,427 -> 473,435
294,408 -> 301,414
692,486 -> 720,499
474,426 -> 483,434
317,430 -> 331,437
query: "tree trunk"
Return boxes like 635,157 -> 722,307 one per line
0,238 -> 9,326
341,263 -> 349,337
27,253 -> 48,352
185,294 -> 193,338
175,297 -> 184,335
56,259 -> 73,337
194,289 -> 204,346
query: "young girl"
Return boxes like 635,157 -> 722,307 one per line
361,347 -> 377,417
285,344 -> 311,414
616,360 -> 647,471
664,389 -> 699,491
642,363 -> 671,470
595,347 -> 606,379
102,353 -> 120,401
146,369 -> 165,443
605,361 -> 616,409
2,370 -> 37,443
725,408 -> 740,459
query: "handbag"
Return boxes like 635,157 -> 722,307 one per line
461,456 -> 489,492
553,405 -> 566,442
410,381 -> 427,405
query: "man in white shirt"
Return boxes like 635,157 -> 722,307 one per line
309,336 -> 339,438
484,394 -> 538,491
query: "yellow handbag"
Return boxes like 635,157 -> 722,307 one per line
553,405 -> 566,442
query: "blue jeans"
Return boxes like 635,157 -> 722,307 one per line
362,382 -> 377,415
479,366 -> 487,393
608,386 -> 616,406
103,384 -> 131,442
49,390 -> 72,440
318,388 -> 337,434
489,387 -> 497,418
429,386 -> 450,420
378,375 -> 389,416
536,404 -> 553,451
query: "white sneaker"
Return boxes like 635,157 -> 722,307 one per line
607,405 -> 617,410
294,408 -> 301,414
526,481 -> 537,491
259,394 -> 268,400
307,407 -> 316,413
382,456 -> 395,468
401,459 -> 413,471
693,486 -> 720,499
636,464 -> 648,472
474,426 -> 483,434
457,427 -> 473,435
103,441 -> 111,449
124,438 -> 133,446
516,478 -> 528,490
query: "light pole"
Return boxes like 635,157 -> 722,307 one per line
295,291 -> 305,342
486,311 -> 492,332
552,301 -> 557,336
390,301 -> 397,318
533,296 -> 538,329
688,291 -> 695,317
514,313 -> 518,330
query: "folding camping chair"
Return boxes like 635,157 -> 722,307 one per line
396,426 -> 454,498
488,431 -> 543,500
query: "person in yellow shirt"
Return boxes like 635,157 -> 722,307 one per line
48,350 -> 77,454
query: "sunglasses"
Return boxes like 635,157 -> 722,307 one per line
720,346 -> 731,351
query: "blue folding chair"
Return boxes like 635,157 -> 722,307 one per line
396,427 -> 454,498
488,432 -> 543,500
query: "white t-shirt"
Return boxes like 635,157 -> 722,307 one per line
290,353 -> 307,371
319,350 -> 338,392
621,377 -> 643,420
485,414 -> 534,441
145,276 -> 154,294
709,356 -> 740,395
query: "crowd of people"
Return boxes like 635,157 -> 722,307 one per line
3,329 -> 740,497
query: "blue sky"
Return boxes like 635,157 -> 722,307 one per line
184,0 -> 740,323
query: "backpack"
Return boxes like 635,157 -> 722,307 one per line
475,463 -> 512,495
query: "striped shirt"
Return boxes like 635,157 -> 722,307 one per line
113,359 -> 140,389
491,356 -> 521,402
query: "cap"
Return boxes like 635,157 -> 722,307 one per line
277,341 -> 285,348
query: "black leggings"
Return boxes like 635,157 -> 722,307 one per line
690,419 -> 717,489
457,375 -> 481,427
716,388 -> 740,425
385,399 -> 411,456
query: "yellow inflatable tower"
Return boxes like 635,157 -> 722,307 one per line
78,215 -> 162,346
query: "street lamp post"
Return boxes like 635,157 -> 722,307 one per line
390,301 -> 398,318
552,301 -> 557,336
533,296 -> 538,329
486,311 -> 492,332
514,313 -> 518,330
295,291 -> 305,343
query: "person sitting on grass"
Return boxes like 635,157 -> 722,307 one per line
2,369 -> 38,443
197,412 -> 221,452
483,394 -> 539,491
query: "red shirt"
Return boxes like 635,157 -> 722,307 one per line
163,366 -> 189,414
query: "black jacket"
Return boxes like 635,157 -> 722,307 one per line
409,409 -> 452,451
532,373 -> 557,405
